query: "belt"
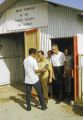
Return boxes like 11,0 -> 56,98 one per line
53,66 -> 64,68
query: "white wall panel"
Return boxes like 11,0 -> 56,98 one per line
0,12 -> 7,33
78,55 -> 83,101
78,34 -> 83,54
39,27 -> 51,56
0,0 -> 43,33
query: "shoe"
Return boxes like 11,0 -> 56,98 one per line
66,99 -> 71,103
48,93 -> 52,97
41,106 -> 47,110
65,97 -> 71,103
59,97 -> 64,101
55,100 -> 61,104
26,107 -> 31,111
45,99 -> 48,105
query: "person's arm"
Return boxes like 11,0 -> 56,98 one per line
71,56 -> 74,77
34,60 -> 46,73
63,53 -> 66,72
64,61 -> 67,72
48,63 -> 53,83
23,59 -> 28,73
35,68 -> 44,73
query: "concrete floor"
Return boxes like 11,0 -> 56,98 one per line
0,84 -> 83,120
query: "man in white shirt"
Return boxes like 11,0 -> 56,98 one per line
51,44 -> 66,103
23,48 -> 47,111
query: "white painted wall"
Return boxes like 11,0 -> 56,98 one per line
6,3 -> 48,32
77,34 -> 83,54
77,34 -> 83,101
0,0 -> 45,33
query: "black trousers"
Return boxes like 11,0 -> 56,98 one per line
25,81 -> 46,109
53,66 -> 64,100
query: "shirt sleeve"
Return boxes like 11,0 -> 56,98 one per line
33,59 -> 39,71
23,59 -> 28,73
63,53 -> 66,61
50,56 -> 52,64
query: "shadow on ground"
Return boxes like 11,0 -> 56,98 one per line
10,94 -> 41,110
11,83 -> 25,93
54,97 -> 83,116
72,105 -> 83,116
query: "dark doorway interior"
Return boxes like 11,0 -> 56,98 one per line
51,37 -> 74,101
51,37 -> 73,54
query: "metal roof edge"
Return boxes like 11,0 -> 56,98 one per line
45,0 -> 83,11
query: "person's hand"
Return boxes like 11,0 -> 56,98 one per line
63,71 -> 66,77
42,68 -> 47,73
49,78 -> 52,83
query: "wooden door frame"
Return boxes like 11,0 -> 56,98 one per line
73,36 -> 79,101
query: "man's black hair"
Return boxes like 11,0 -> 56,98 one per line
52,44 -> 58,48
29,48 -> 37,55
38,50 -> 44,55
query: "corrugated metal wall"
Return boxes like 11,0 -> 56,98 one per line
39,27 -> 51,55
48,4 -> 78,37
0,0 -> 83,55
39,4 -> 83,55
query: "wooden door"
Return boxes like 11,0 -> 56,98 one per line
24,29 -> 40,57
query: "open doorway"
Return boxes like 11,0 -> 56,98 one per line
51,37 -> 74,101
0,32 -> 25,85
51,37 -> 73,53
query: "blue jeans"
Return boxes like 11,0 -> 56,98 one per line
25,81 -> 46,109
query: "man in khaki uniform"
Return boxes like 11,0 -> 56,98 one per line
46,50 -> 55,97
37,51 -> 53,104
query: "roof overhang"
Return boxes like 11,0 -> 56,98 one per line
0,0 -> 83,16
0,0 -> 20,16
45,0 -> 83,11
0,0 -> 5,5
